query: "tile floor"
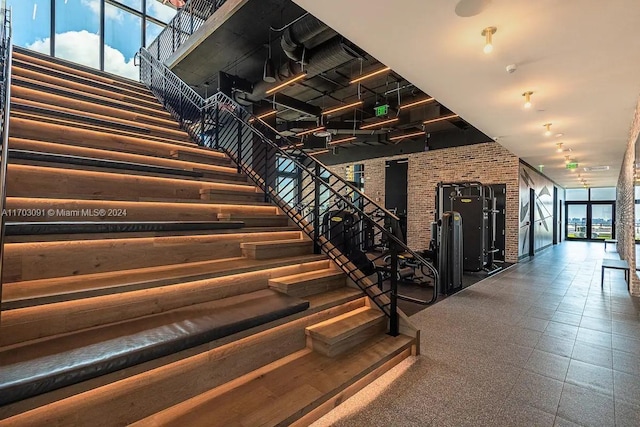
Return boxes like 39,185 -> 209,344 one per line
314,241 -> 640,426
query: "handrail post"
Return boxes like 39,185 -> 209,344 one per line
263,142 -> 269,201
214,103 -> 219,149
0,19 -> 12,327
389,239 -> 399,336
313,162 -> 321,254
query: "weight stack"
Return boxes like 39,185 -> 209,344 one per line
438,211 -> 463,295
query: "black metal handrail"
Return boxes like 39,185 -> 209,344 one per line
138,47 -> 439,335
0,6 -> 12,325
147,0 -> 227,64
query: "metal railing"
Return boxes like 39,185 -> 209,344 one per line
138,47 -> 439,335
0,6 -> 11,324
147,0 -> 227,64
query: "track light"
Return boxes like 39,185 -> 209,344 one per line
556,142 -> 563,152
423,114 -> 459,125
399,97 -> 435,110
281,143 -> 303,150
544,123 -> 552,136
308,149 -> 330,156
389,131 -> 425,142
360,117 -> 399,130
481,27 -> 497,54
322,101 -> 363,116
328,136 -> 357,146
350,66 -> 391,84
265,73 -> 307,95
296,126 -> 325,137
522,91 -> 533,109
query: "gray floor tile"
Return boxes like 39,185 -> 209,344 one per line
510,328 -> 543,348
536,335 -> 575,358
612,320 -> 640,339
613,370 -> 640,406
553,416 -> 583,426
613,349 -> 640,376
520,316 -> 551,332
575,328 -> 612,348
552,311 -> 582,327
571,342 -> 612,368
545,322 -> 580,341
509,370 -> 564,414
612,334 -> 640,356
565,359 -> 614,396
615,400 -> 640,427
579,316 -> 612,333
524,349 -> 570,381
557,383 -> 615,427
497,398 -> 556,427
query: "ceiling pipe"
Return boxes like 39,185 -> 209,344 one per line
280,15 -> 336,62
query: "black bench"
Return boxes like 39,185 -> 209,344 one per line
604,239 -> 618,252
601,259 -> 629,290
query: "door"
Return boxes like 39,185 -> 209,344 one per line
529,188 -> 535,256
590,204 -> 614,240
566,203 -> 614,240
566,204 -> 588,239
385,159 -> 408,242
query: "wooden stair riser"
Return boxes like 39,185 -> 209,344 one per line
241,240 -> 314,260
6,164 -> 259,202
217,213 -> 289,227
0,299 -> 365,425
3,231 -> 302,282
269,272 -> 347,298
0,261 -> 332,346
13,49 -> 149,94
8,117 -> 231,163
10,68 -> 167,113
11,97 -> 191,142
305,308 -> 388,357
199,188 -> 263,203
12,75 -> 172,119
4,197 -> 279,223
11,85 -> 180,129
3,257 -> 330,308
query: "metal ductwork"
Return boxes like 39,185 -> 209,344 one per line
239,36 -> 361,103
280,14 -> 336,62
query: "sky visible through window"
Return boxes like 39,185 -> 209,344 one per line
7,0 -> 177,79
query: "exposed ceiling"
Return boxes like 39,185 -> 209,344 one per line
292,0 -> 640,188
169,0 -> 491,151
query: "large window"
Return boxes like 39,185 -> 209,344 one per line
565,187 -> 616,240
6,0 -> 178,79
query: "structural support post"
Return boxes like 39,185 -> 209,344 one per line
313,162 -> 321,254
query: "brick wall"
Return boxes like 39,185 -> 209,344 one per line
616,97 -> 640,296
328,142 -> 520,263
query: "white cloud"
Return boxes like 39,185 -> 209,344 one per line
147,1 -> 178,23
80,0 -> 124,22
26,30 -> 138,80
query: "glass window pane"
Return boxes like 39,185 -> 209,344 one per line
277,177 -> 297,207
145,20 -> 164,47
565,188 -> 588,201
113,0 -> 142,11
590,204 -> 613,240
636,203 -> 640,239
590,187 -> 616,201
104,4 -> 141,79
7,0 -> 51,53
55,0 -> 100,68
635,186 -> 640,201
567,204 -> 587,238
146,0 -> 178,23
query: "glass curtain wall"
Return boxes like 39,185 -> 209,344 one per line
7,0 -> 177,79
565,187 -> 616,240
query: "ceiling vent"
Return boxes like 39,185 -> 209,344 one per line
583,166 -> 610,172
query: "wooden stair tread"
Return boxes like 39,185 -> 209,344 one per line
305,288 -> 364,310
129,333 -> 413,427
306,307 -> 385,345
4,221 -> 244,236
241,238 -> 309,248
2,255 -> 329,308
270,268 -> 344,285
0,289 -> 310,406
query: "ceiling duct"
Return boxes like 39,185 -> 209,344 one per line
280,15 -> 337,62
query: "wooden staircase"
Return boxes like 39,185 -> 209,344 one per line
0,47 -> 418,426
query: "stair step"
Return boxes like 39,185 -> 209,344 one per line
5,197 -> 279,223
0,259 -> 324,346
11,84 -> 181,129
3,230 -> 302,283
269,268 -> 346,297
12,57 -> 158,101
11,98 -> 189,141
9,138 -> 241,180
199,187 -> 263,203
5,221 -> 244,236
129,333 -> 413,427
305,288 -> 365,311
11,109 -> 192,147
3,256 -> 329,309
241,239 -> 313,260
12,75 -> 171,119
170,149 -> 232,165
0,289 -> 309,406
6,163 -> 258,202
305,307 -> 387,357
13,47 -> 148,93
217,213 -> 289,227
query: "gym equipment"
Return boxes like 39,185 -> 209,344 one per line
322,210 -> 375,275
438,211 -> 463,295
436,182 -> 501,274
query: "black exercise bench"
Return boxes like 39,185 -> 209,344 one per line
601,259 -> 629,290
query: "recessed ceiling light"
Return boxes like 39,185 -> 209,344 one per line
543,123 -> 552,136
522,91 -> 533,109
481,27 -> 497,54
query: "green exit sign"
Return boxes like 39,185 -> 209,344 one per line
374,104 -> 389,117
566,162 -> 578,170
